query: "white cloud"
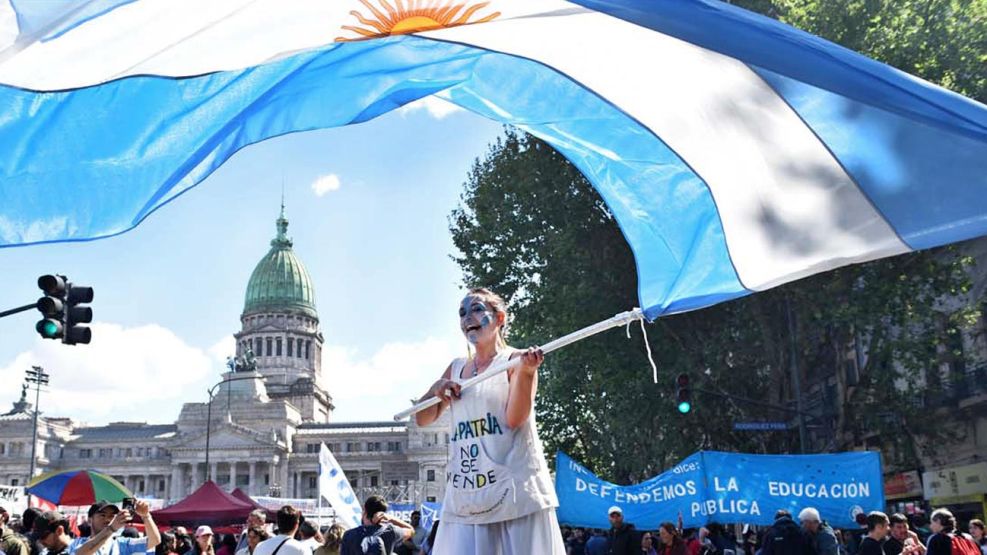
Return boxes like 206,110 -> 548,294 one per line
0,323 -> 224,426
311,174 -> 342,197
208,335 -> 237,366
397,96 -> 464,120
322,334 -> 464,421
0,323 -> 464,426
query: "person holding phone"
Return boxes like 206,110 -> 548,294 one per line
69,500 -> 161,555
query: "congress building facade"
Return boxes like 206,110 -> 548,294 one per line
0,208 -> 450,507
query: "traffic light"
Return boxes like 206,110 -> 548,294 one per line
675,373 -> 691,414
35,274 -> 93,345
36,274 -> 67,340
65,283 -> 94,345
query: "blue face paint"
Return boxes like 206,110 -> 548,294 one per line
460,295 -> 495,345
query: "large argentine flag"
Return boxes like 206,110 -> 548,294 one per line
1,0 -> 985,319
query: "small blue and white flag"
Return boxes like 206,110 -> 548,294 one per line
0,0 -> 985,319
318,443 -> 362,529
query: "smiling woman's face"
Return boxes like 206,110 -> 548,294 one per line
459,295 -> 500,346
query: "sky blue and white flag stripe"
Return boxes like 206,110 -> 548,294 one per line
1,0 -> 985,319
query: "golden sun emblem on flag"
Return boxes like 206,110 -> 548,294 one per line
335,0 -> 501,42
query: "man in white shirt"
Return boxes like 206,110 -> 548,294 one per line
252,507 -> 307,555
297,521 -> 320,555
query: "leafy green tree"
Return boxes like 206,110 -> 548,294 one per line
450,1 -> 986,481
728,0 -> 987,102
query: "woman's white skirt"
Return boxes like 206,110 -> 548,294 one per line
431,508 -> 566,555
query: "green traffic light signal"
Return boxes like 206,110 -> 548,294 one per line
675,373 -> 692,414
36,319 -> 62,339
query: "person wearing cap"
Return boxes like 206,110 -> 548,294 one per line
70,500 -> 160,555
606,506 -> 638,555
34,511 -> 72,555
184,527 -> 215,555
799,507 -> 839,555
0,506 -> 28,555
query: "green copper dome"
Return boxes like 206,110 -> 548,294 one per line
243,208 -> 317,319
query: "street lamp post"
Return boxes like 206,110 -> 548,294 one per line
204,373 -> 261,482
24,366 -> 50,484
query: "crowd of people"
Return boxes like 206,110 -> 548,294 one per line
557,506 -> 987,555
5,495 -> 987,555
0,497 -> 442,555
3,293 -> 987,555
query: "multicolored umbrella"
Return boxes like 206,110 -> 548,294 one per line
26,470 -> 132,506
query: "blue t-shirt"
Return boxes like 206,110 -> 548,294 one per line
69,536 -> 148,555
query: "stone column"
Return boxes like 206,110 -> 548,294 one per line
248,462 -> 257,496
176,466 -> 183,496
210,462 -> 218,484
279,458 -> 289,498
228,462 -> 236,491
170,465 -> 182,501
143,473 -> 151,496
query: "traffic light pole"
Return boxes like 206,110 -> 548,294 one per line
785,297 -> 809,454
25,366 -> 50,484
29,379 -> 40,482
0,303 -> 36,319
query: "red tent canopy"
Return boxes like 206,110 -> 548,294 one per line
230,488 -> 276,521
152,481 -> 255,526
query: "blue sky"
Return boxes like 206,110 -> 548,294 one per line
0,98 -> 504,425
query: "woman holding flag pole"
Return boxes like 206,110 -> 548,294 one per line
415,288 -> 565,554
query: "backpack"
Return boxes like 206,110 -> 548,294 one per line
768,522 -> 809,555
341,525 -> 396,555
950,534 -> 980,555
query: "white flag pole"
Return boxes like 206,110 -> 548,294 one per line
393,308 -> 645,421
317,443 -> 324,529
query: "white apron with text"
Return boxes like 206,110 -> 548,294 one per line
440,351 -> 558,525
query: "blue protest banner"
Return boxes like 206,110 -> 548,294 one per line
555,450 -> 883,529
556,451 -> 708,530
421,501 -> 442,534
389,503 -> 417,522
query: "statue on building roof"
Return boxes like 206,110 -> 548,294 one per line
226,347 -> 258,374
